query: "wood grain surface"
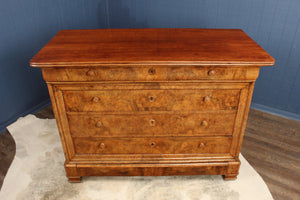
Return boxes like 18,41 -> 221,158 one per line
30,29 -> 274,66
1,107 -> 299,199
73,136 -> 232,155
44,80 -> 251,181
29,29 -> 275,182
41,66 -> 261,81
241,109 -> 300,200
63,89 -> 240,112
67,112 -> 236,137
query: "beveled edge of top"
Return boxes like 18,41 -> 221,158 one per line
30,61 -> 275,67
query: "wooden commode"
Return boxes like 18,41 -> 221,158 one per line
30,29 -> 274,183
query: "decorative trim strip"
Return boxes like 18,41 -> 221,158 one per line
0,99 -> 51,133
251,102 -> 300,122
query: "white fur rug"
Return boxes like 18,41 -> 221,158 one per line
0,115 -> 273,200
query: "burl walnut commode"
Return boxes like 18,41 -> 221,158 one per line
30,29 -> 274,183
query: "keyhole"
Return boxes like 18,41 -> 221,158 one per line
148,68 -> 156,75
149,119 -> 156,127
99,143 -> 105,149
149,96 -> 155,102
92,97 -> 100,102
150,142 -> 156,147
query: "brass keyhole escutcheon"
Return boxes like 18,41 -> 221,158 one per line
92,96 -> 100,102
208,69 -> 216,76
201,120 -> 208,127
148,68 -> 156,75
99,143 -> 105,149
149,119 -> 156,127
148,96 -> 155,102
95,121 -> 103,128
86,70 -> 96,76
203,96 -> 211,103
199,143 -> 205,148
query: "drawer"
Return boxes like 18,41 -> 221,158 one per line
68,112 -> 236,137
73,136 -> 232,154
63,89 -> 240,112
42,66 -> 260,82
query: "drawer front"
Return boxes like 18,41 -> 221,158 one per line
68,112 -> 236,137
64,89 -> 240,112
42,66 -> 259,82
73,136 -> 232,154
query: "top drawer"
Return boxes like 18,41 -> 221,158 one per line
42,66 -> 260,82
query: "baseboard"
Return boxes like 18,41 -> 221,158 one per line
0,99 -> 51,134
251,102 -> 300,122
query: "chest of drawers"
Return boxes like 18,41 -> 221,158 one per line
30,29 -> 274,183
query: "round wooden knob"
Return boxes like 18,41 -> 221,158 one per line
203,96 -> 211,103
149,119 -> 156,127
201,120 -> 208,127
86,70 -> 96,76
148,96 -> 155,102
92,97 -> 100,102
150,142 -> 156,147
95,121 -> 103,128
99,143 -> 105,149
208,70 -> 216,76
199,143 -> 205,148
148,68 -> 156,75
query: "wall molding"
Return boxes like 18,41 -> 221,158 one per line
251,102 -> 300,122
0,99 -> 51,133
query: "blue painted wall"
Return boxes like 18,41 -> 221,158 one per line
0,0 -> 103,132
1,0 -> 300,132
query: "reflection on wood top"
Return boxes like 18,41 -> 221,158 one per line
30,28 -> 275,67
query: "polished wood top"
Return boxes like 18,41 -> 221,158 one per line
30,29 -> 274,67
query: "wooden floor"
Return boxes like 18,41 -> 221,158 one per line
0,106 -> 299,200
241,109 -> 300,200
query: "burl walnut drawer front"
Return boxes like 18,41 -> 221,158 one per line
67,112 -> 236,137
42,66 -> 260,82
63,89 -> 240,112
73,136 -> 232,155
